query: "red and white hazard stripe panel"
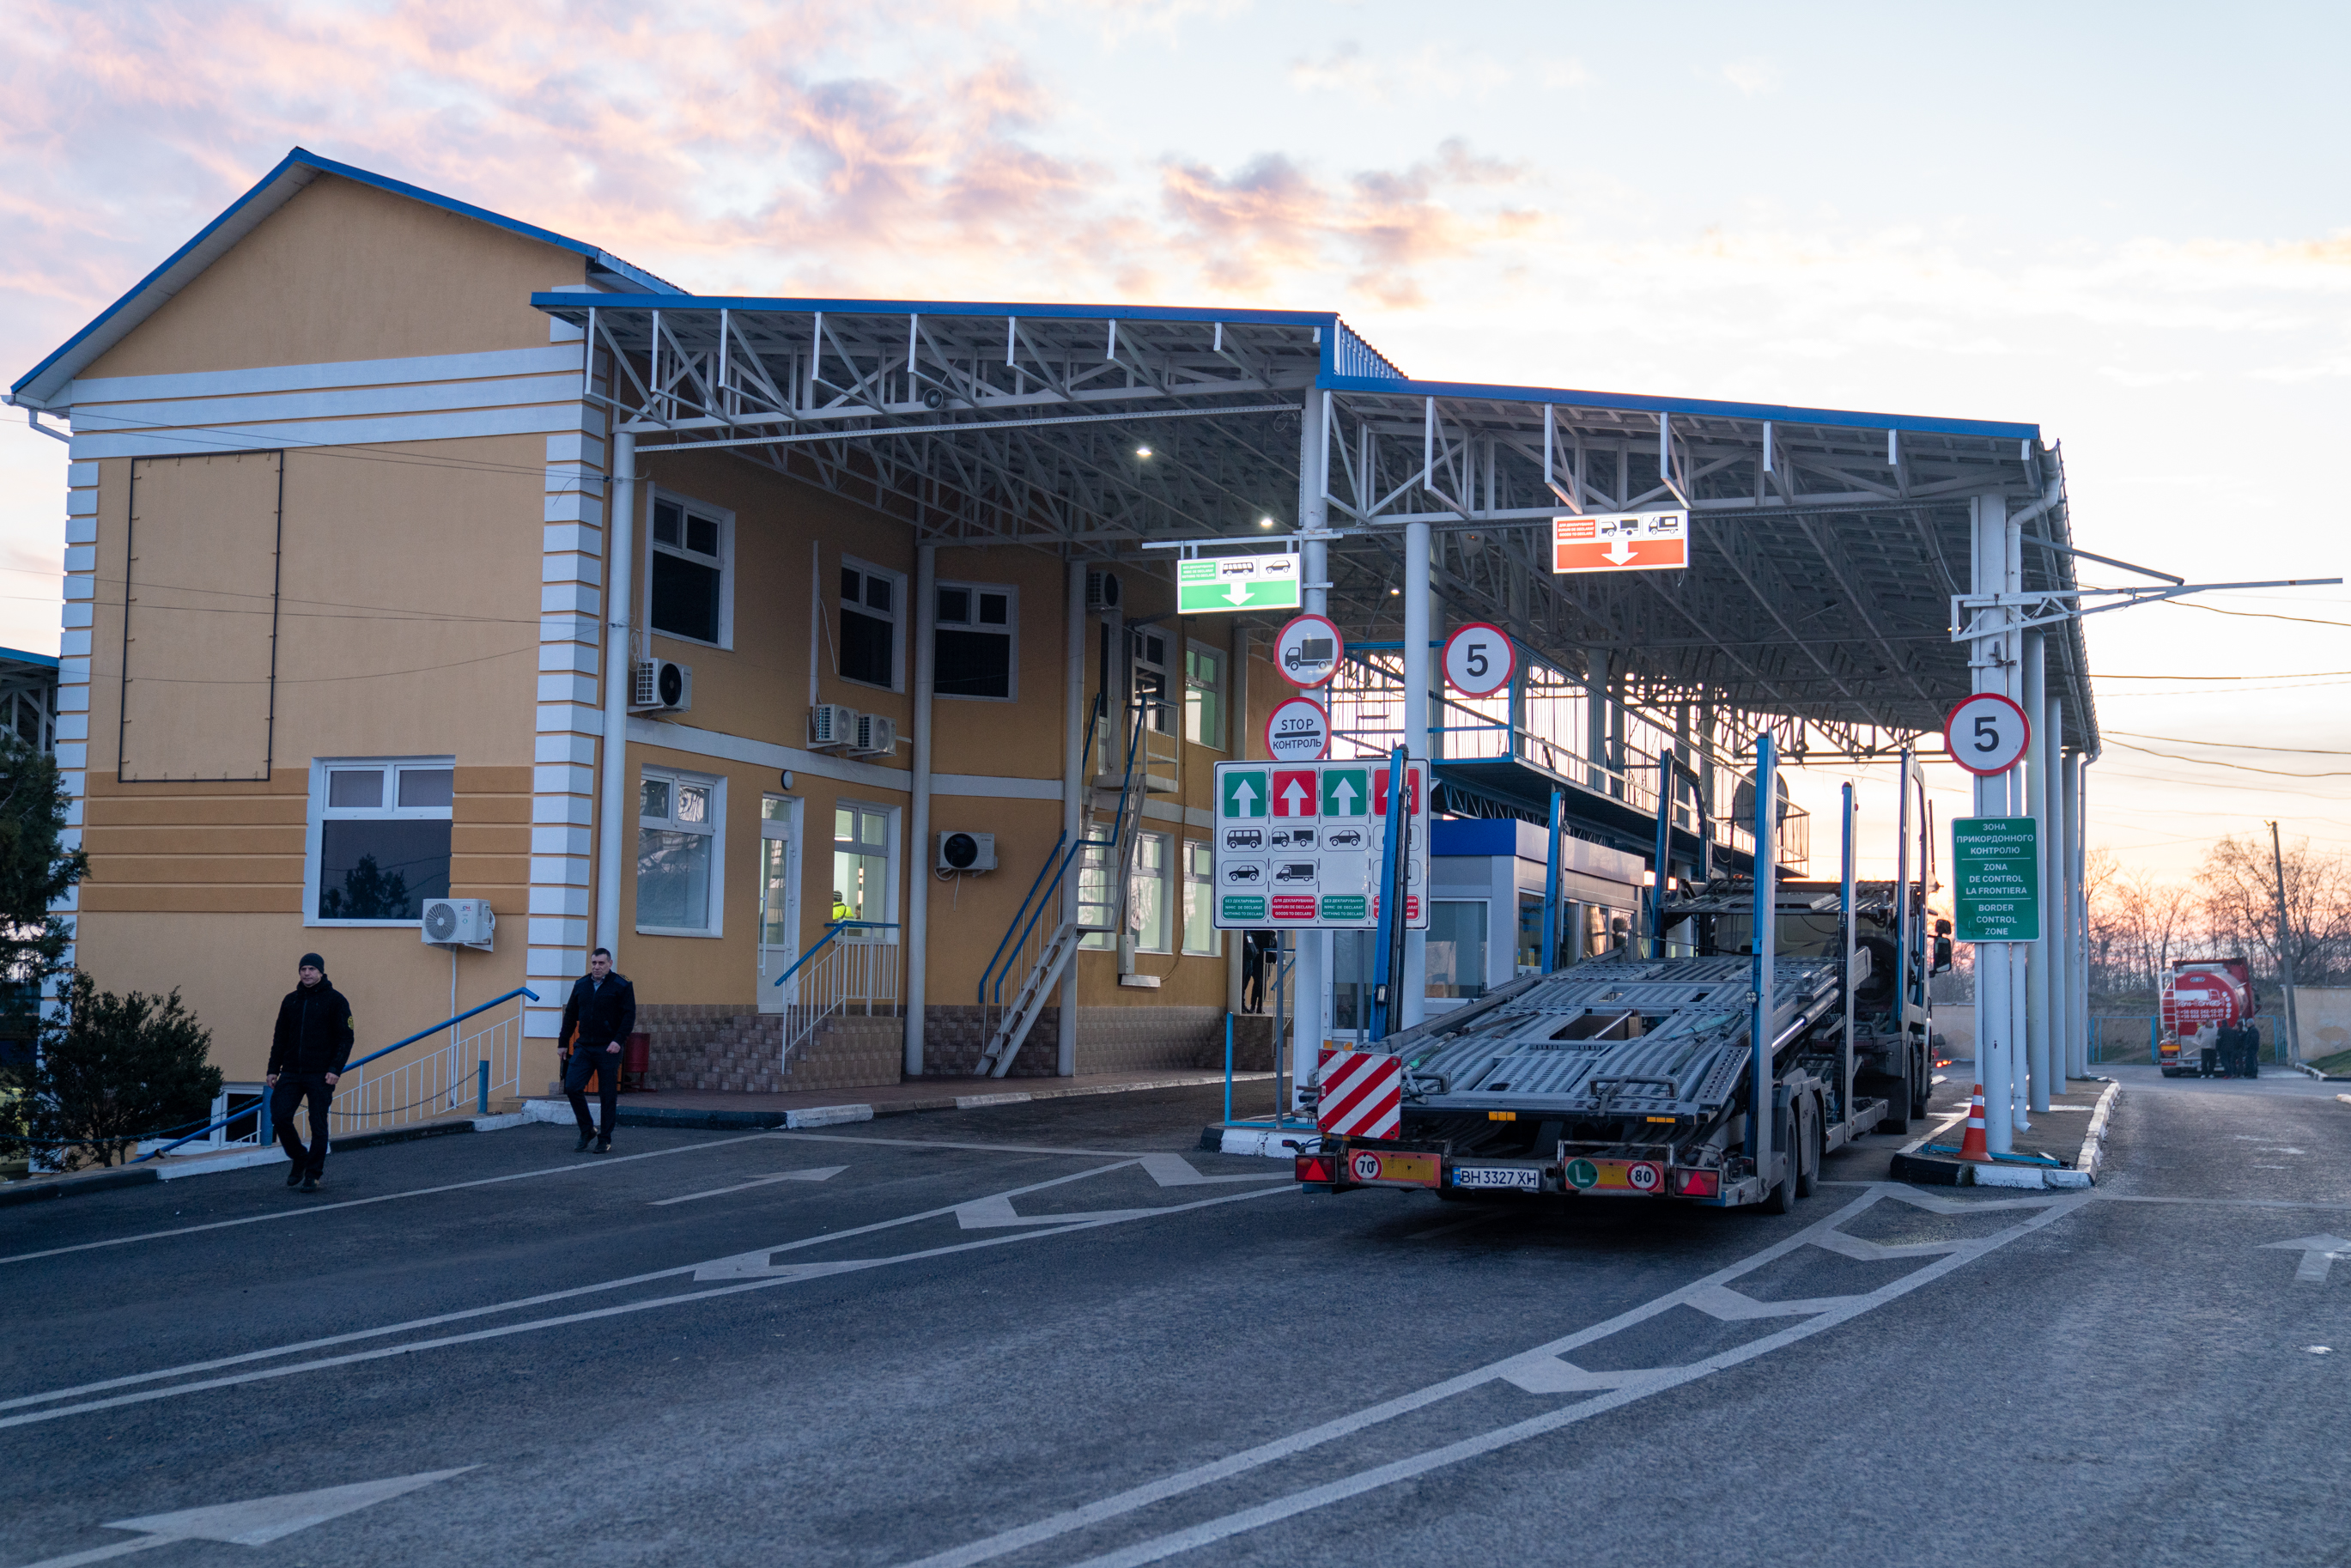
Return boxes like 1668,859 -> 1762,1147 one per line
1317,1048 -> 1401,1140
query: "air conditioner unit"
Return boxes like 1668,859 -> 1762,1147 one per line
421,897 -> 495,948
809,703 -> 859,751
1085,569 -> 1122,612
630,658 -> 692,713
937,831 -> 997,873
851,712 -> 897,757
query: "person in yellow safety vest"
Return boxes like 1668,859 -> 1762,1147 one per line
831,890 -> 853,923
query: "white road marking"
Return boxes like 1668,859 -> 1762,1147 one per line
14,1469 -> 474,1568
0,1167 -> 1289,1429
2263,1233 -> 2351,1283
0,1130 -> 788,1267
1898,1108 -> 1969,1155
649,1166 -> 847,1206
900,1184 -> 2086,1568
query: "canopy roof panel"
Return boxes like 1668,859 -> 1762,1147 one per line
538,294 -> 2094,756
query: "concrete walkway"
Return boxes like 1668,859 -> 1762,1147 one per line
530,1067 -> 1279,1127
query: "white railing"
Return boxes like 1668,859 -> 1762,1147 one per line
775,921 -> 901,1067
328,1006 -> 531,1136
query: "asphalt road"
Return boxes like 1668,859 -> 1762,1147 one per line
2,1068 -> 2346,1568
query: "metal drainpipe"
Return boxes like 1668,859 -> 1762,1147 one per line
1060,557 -> 1084,1077
905,543 -> 936,1079
593,429 -> 636,958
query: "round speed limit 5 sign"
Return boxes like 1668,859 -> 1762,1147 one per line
1443,622 -> 1515,698
1943,692 -> 2030,776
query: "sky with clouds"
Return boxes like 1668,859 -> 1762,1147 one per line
2,0 -> 2346,881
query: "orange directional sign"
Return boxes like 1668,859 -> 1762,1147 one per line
1552,510 -> 1690,574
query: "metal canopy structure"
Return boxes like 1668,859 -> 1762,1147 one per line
536,293 -> 2096,757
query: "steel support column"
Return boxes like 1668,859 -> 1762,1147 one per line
2065,750 -> 2087,1077
1971,492 -> 2014,1153
1060,556 -> 1085,1077
593,430 -> 636,959
2024,632 -> 2050,1114
905,542 -> 938,1078
1400,515 -> 1431,1027
1295,386 -> 1329,1109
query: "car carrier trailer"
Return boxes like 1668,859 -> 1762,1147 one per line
1297,738 -> 1946,1212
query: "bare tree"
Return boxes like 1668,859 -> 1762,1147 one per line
2196,834 -> 2351,987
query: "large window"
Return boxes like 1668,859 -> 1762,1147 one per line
648,495 -> 730,647
310,758 -> 453,924
1182,643 -> 1224,750
841,559 -> 902,690
830,802 -> 894,933
1130,832 -> 1170,953
1182,840 -> 1218,956
638,769 -> 723,934
935,581 -> 1016,700
1426,899 -> 1489,1001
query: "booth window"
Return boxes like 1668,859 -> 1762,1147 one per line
638,769 -> 723,935
841,560 -> 902,690
1181,840 -> 1218,955
648,495 -> 730,646
935,581 -> 1016,700
309,758 -> 453,925
1425,899 -> 1489,1000
1182,643 -> 1224,749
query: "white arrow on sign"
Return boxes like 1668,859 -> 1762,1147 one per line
1229,779 -> 1256,813
1225,580 -> 1250,605
1329,777 -> 1358,812
2263,1234 -> 2351,1283
21,1469 -> 478,1567
1280,779 -> 1310,814
1603,538 -> 1635,565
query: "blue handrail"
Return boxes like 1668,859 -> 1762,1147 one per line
139,984 -> 541,1161
772,920 -> 900,986
979,830 -> 1067,1006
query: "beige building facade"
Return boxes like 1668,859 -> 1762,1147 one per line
13,150 -> 1271,1095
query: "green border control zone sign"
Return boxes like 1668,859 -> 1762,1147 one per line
1177,552 -> 1302,614
1951,816 -> 2040,942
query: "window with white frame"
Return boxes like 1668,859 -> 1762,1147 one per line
1182,840 -> 1218,956
1182,642 -> 1224,750
310,758 -> 453,924
934,581 -> 1016,700
829,802 -> 895,937
1129,831 -> 1170,953
648,495 -> 731,647
1077,834 -> 1114,951
638,768 -> 724,934
1130,627 -> 1171,734
841,559 -> 902,690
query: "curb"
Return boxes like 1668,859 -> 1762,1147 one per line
0,1112 -> 519,1207
524,1071 -> 1271,1133
1887,1080 -> 2121,1192
0,1164 -> 158,1208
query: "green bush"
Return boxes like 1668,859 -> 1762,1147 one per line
15,974 -> 220,1169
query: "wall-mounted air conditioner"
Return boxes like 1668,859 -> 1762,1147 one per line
1085,569 -> 1122,612
810,703 -> 859,751
421,897 -> 495,948
851,712 -> 897,757
937,831 -> 997,873
630,659 -> 692,713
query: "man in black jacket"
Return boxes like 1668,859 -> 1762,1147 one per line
562,948 -> 636,1153
267,952 -> 355,1193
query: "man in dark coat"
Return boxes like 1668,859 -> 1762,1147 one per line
561,947 -> 636,1153
266,952 -> 354,1193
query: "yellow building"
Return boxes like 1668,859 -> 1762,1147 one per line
9,149 -> 1273,1098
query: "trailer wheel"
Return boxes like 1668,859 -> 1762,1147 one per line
1910,1045 -> 1932,1119
1795,1097 -> 1820,1198
1878,1056 -> 1913,1137
1764,1109 -> 1799,1214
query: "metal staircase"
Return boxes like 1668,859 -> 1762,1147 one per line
975,700 -> 1155,1076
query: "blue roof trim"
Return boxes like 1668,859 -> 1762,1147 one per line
1318,373 -> 2040,441
12,147 -> 683,404
0,647 -> 58,671
532,293 -> 1336,329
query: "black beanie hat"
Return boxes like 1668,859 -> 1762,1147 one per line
299,952 -> 325,972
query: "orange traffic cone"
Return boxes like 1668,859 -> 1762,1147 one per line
1955,1084 -> 1991,1163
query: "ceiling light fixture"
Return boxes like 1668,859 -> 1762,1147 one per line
1135,445 -> 1152,459
1259,516 -> 1276,528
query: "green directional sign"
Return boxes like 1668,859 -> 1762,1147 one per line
1321,768 -> 1368,817
1221,769 -> 1268,818
1951,816 -> 2041,942
1177,553 -> 1303,615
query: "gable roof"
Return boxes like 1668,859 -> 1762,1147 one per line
8,147 -> 684,409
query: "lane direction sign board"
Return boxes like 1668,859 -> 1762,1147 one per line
1552,510 -> 1689,574
1213,757 -> 1427,931
1943,692 -> 2031,776
1951,816 -> 2041,942
1273,614 -> 1343,688
1443,622 -> 1516,697
1264,697 -> 1331,763
1177,551 -> 1302,614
